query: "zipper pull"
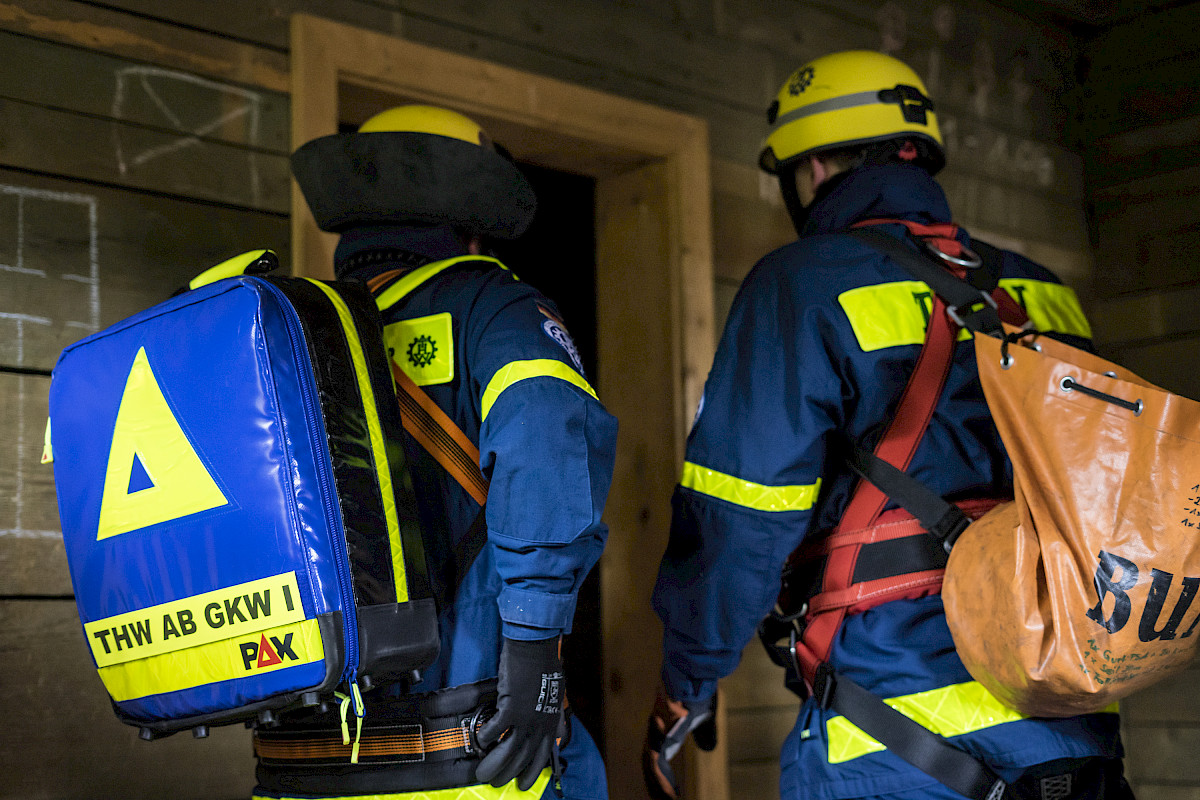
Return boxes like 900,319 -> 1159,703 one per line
334,690 -> 351,746
341,681 -> 365,764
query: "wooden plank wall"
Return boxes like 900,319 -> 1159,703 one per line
0,1 -> 1109,798
1079,8 -> 1200,798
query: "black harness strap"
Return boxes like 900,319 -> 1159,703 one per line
815,666 -> 1011,800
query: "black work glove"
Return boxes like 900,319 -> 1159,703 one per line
476,636 -> 566,791
642,688 -> 717,800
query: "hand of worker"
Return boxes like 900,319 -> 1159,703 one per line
476,636 -> 566,791
642,688 -> 718,799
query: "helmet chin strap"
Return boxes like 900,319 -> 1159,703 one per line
778,165 -> 810,239
778,163 -> 859,239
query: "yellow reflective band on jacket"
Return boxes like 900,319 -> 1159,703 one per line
825,680 -> 1120,764
679,462 -> 822,512
838,278 -> 1091,352
251,768 -> 551,800
99,617 -> 324,702
308,279 -> 408,604
1001,278 -> 1092,339
481,359 -> 598,422
374,256 -> 509,313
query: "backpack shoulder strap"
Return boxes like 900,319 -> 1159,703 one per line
368,272 -> 491,608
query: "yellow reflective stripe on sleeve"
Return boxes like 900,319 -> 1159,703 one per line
374,256 -> 508,312
307,279 -> 408,604
825,680 -> 1121,764
251,768 -> 551,800
480,359 -> 598,422
99,617 -> 324,702
680,461 -> 822,512
838,279 -> 1090,352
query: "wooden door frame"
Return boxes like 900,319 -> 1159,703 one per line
289,13 -> 720,800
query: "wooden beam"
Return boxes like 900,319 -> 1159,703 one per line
0,0 -> 287,92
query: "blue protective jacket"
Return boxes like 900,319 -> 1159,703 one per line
341,225 -> 616,799
652,165 -> 1123,800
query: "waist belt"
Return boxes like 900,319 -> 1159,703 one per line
254,679 -> 496,768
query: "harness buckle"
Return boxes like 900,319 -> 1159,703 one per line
941,514 -> 972,554
946,290 -> 997,329
812,663 -> 837,711
465,704 -> 494,756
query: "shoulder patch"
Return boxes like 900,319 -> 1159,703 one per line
383,312 -> 455,386
541,317 -> 585,375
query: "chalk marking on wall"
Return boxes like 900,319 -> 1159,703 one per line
112,66 -> 264,205
0,312 -> 53,326
0,184 -> 99,540
0,264 -> 46,276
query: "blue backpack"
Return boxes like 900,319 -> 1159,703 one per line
47,251 -> 440,739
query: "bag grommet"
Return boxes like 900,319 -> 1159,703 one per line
1001,354 -> 1014,370
1060,375 -> 1076,392
1133,399 -> 1144,416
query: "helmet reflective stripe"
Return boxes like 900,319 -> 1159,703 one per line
770,90 -> 886,132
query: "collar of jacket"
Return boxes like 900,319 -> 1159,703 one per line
334,223 -> 470,280
800,163 -> 953,238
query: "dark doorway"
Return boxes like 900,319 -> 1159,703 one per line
490,162 -> 604,756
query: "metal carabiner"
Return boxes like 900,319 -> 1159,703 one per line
946,290 -> 998,328
924,239 -> 983,269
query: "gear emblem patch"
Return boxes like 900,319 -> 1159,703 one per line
407,334 -> 437,368
788,66 -> 815,95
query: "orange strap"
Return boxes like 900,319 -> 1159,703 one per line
254,725 -> 468,762
390,362 -> 489,505
368,270 -> 489,506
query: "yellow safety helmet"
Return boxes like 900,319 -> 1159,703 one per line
357,104 -> 493,146
759,50 -> 945,175
291,104 -> 536,239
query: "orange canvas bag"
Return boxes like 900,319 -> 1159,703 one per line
944,327 -> 1200,717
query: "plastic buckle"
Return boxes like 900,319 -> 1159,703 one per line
946,290 -> 997,329
941,514 -> 972,554
812,663 -> 837,710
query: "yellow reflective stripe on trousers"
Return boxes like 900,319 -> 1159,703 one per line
481,359 -> 598,422
838,278 -> 1091,352
680,462 -> 822,512
307,279 -> 408,603
251,768 -> 551,800
825,680 -> 1120,764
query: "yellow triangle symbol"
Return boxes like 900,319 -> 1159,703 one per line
96,347 -> 228,540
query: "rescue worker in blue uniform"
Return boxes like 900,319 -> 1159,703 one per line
262,104 -> 617,800
644,51 -> 1133,800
